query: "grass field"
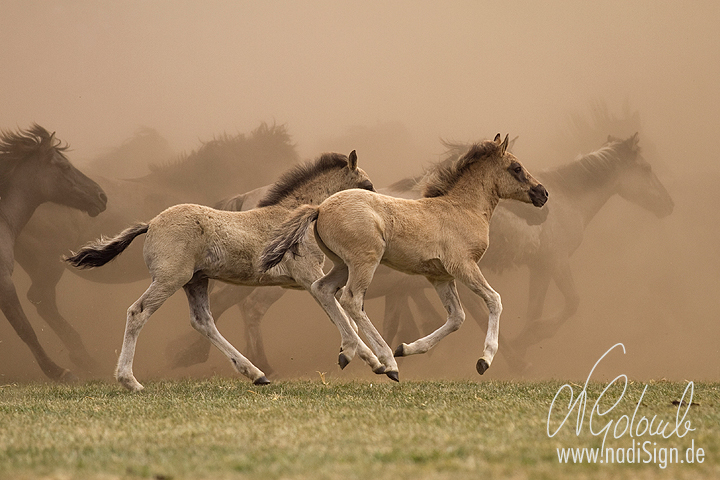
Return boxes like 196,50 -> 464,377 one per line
0,378 -> 717,480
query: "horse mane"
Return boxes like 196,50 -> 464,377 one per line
422,140 -> 500,198
540,139 -> 637,193
257,152 -> 351,207
0,124 -> 67,191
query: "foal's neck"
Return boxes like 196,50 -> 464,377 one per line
444,164 -> 501,220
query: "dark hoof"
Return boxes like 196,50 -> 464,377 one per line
386,371 -> 399,383
373,365 -> 386,375
338,353 -> 350,370
476,358 -> 490,375
393,344 -> 406,357
253,376 -> 271,385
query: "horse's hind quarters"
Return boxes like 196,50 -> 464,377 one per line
529,184 -> 549,207
476,358 -> 490,375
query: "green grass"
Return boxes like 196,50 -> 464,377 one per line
0,378 -> 717,479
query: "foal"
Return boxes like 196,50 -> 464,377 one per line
67,151 -> 382,391
261,135 -> 548,377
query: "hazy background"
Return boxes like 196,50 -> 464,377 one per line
1,1 -> 718,384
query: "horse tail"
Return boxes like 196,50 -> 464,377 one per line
260,205 -> 319,272
65,223 -> 149,269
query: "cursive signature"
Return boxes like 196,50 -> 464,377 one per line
547,343 -> 695,451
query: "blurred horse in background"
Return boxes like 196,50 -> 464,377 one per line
14,123 -> 298,375
0,125 -> 107,381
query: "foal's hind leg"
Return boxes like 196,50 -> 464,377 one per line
183,274 -> 268,385
117,276 -> 187,392
339,262 -> 399,380
307,263 -> 386,374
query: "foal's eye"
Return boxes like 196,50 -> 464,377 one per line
514,166 -> 523,174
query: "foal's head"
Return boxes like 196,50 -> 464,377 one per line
435,134 -> 547,208
489,134 -> 548,207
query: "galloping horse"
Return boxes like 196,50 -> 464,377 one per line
261,135 -> 548,377
14,123 -> 297,375
379,133 -> 674,366
0,125 -> 107,381
67,152 -> 383,391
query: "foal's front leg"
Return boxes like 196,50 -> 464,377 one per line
393,279 -> 466,357
394,265 -> 502,375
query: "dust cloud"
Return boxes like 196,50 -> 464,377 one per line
0,2 -> 718,385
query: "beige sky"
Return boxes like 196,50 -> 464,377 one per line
1,1 -> 718,171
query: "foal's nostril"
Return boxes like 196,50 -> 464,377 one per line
99,191 -> 108,204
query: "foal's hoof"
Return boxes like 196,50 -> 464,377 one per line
393,344 -> 407,357
386,371 -> 400,383
373,365 -> 386,375
253,376 -> 271,385
338,353 -> 350,370
476,358 -> 490,375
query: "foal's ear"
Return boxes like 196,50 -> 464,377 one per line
494,133 -> 501,143
500,134 -> 509,155
348,150 -> 358,170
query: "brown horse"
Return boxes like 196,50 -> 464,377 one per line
261,135 -> 548,378
0,125 -> 107,381
66,152 -> 382,391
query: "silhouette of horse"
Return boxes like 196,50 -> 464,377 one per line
14,123 -> 298,374
67,152 -> 382,391
0,125 -> 107,381
261,135 -> 548,378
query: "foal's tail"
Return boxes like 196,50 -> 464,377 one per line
65,223 -> 149,269
260,205 -> 319,272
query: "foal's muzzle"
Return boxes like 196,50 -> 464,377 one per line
529,184 -> 549,207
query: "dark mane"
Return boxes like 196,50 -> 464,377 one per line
257,152 -> 350,207
540,139 -> 635,193
0,124 -> 67,191
422,140 -> 500,198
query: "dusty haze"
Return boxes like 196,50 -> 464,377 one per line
0,2 -> 718,384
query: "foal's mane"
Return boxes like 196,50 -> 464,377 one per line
257,152 -> 350,207
422,140 -> 501,198
540,138 -> 637,193
0,124 -> 66,189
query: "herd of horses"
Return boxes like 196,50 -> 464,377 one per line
1,120 -> 674,391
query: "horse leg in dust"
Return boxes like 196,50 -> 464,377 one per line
24,260 -> 98,372
513,259 -> 580,359
308,263 -> 387,376
0,270 -> 75,381
183,274 -> 269,385
338,261 -> 399,381
239,286 -> 286,375
382,291 -> 418,346
408,288 -> 444,336
511,265 -> 552,358
166,283 -> 254,369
